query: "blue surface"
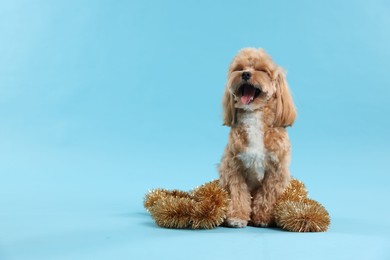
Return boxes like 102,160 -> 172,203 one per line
1,0 -> 390,259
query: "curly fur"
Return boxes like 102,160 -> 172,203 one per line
219,48 -> 296,228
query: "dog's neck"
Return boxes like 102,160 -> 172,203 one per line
234,105 -> 276,129
236,109 -> 263,126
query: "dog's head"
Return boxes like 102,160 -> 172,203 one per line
222,48 -> 296,127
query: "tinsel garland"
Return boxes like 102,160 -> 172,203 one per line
144,178 -> 330,232
144,180 -> 229,229
274,179 -> 330,232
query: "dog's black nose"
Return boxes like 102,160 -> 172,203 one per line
242,71 -> 251,81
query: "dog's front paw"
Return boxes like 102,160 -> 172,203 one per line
252,222 -> 269,227
251,214 -> 275,228
225,218 -> 248,228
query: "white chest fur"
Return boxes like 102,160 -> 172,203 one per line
237,111 -> 266,182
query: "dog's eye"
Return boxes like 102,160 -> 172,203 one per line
255,68 -> 267,73
234,66 -> 244,71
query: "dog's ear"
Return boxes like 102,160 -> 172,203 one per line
273,68 -> 296,127
222,87 -> 236,126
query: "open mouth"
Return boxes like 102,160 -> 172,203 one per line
237,84 -> 261,105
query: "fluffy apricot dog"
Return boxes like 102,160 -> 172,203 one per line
144,48 -> 330,232
219,48 -> 296,228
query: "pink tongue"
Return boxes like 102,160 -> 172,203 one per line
241,86 -> 256,105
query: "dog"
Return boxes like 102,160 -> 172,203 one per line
218,48 -> 296,228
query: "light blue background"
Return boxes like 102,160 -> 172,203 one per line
1,0 -> 389,259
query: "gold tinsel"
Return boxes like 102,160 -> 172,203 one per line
144,180 -> 229,229
274,179 -> 331,232
277,179 -> 308,203
144,178 -> 330,232
274,199 -> 330,232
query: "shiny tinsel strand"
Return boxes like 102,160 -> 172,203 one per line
144,178 -> 330,232
144,189 -> 190,210
277,178 -> 308,203
144,180 -> 228,229
274,199 -> 330,232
